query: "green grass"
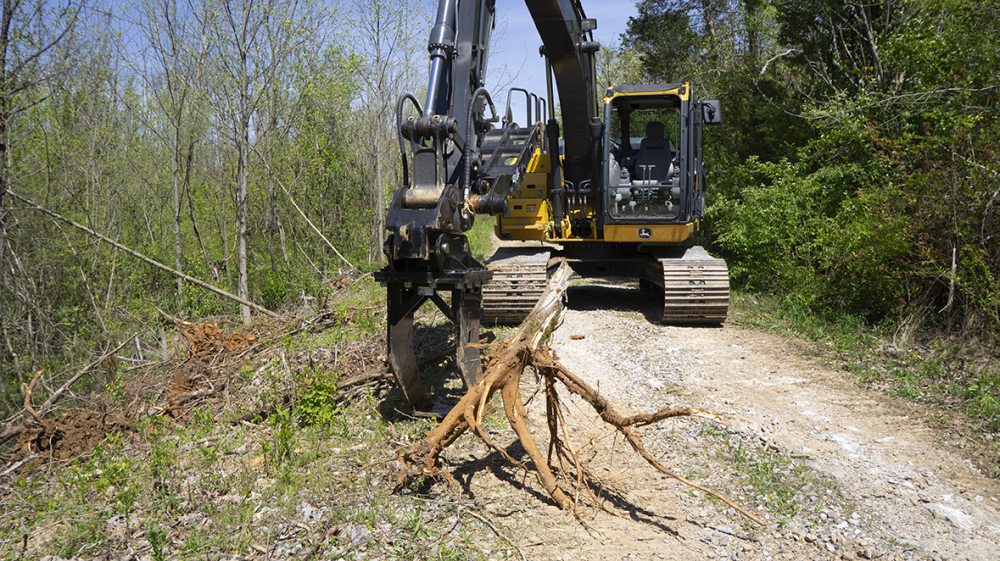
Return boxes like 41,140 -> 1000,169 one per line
697,422 -> 846,536
467,215 -> 497,263
702,423 -> 836,519
0,284 -> 514,561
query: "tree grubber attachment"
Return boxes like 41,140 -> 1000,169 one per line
376,261 -> 491,407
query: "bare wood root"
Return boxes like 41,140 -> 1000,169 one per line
389,262 -> 763,526
532,349 -> 765,525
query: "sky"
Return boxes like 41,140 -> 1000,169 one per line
485,0 -> 640,119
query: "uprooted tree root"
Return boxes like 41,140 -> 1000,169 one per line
384,263 -> 764,526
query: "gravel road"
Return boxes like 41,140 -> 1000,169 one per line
478,280 -> 1000,561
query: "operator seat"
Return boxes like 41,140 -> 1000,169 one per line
631,121 -> 674,185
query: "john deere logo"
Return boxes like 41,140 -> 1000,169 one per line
638,227 -> 653,240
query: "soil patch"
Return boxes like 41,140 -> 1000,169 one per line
11,410 -> 126,468
182,321 -> 256,358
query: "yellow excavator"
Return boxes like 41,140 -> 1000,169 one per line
375,0 -> 727,406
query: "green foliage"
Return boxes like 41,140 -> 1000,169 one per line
624,1 -> 700,81
147,525 -> 169,561
710,128 -> 909,321
298,371 -> 342,427
259,267 -> 292,311
466,217 -> 495,263
263,406 -> 296,469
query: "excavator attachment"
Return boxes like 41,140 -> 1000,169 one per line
379,267 -> 491,406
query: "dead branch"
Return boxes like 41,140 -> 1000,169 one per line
170,387 -> 219,408
22,371 -> 45,425
338,367 -> 391,389
154,304 -> 191,327
40,339 -> 129,414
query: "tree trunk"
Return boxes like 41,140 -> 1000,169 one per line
237,47 -> 251,324
0,0 -> 14,386
237,129 -> 250,323
173,115 -> 184,301
183,136 -> 216,282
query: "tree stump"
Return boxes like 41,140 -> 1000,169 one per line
392,261 -> 762,524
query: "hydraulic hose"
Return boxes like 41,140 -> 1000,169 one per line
396,93 -> 422,188
463,87 -> 498,201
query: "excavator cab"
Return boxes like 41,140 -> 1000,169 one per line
603,85 -> 695,225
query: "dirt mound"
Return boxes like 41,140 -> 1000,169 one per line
168,357 -> 211,398
182,322 -> 256,358
11,410 -> 125,468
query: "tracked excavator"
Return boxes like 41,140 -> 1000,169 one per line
374,0 -> 728,406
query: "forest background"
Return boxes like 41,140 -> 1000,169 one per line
1,0 -> 999,424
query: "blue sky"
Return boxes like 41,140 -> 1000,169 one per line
487,1 -> 639,117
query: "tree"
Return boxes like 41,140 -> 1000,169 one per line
204,0 -> 317,323
775,0 -> 902,96
595,44 -> 644,88
349,0 -> 425,262
624,0 -> 700,82
0,0 -> 81,392
134,0 -> 212,301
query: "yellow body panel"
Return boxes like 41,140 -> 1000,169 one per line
496,148 -> 551,240
603,223 -> 696,243
496,199 -> 550,240
497,144 -> 696,244
519,173 -> 548,199
526,150 -> 551,173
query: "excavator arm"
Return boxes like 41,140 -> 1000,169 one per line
375,0 -> 605,407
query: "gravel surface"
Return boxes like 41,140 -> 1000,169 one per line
478,280 -> 1000,561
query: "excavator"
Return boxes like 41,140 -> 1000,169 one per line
374,0 -> 727,407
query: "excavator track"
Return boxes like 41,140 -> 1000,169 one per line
482,246 -> 551,325
644,246 -> 729,324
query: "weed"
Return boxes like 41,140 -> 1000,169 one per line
198,444 -> 219,466
146,421 -> 175,487
264,406 -> 296,469
298,370 -> 341,427
192,406 -> 214,431
719,435 -> 817,522
105,375 -> 126,404
147,525 -> 168,561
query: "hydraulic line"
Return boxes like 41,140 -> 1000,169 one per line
395,93 -> 422,188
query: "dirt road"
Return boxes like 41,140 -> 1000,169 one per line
475,281 -> 1000,561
